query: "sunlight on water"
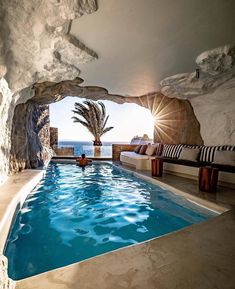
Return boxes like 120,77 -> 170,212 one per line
5,162 -> 216,280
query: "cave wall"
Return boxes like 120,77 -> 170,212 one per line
190,79 -> 235,146
0,78 -> 14,183
0,0 -> 98,183
128,94 -> 203,145
160,45 -> 235,146
0,0 -> 234,186
32,77 -> 203,143
9,102 -> 52,174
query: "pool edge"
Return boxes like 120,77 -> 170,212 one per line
0,168 -> 46,253
15,209 -> 235,289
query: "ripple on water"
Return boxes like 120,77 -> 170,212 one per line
4,162 -> 216,280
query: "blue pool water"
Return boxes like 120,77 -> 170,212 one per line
5,162 -> 216,280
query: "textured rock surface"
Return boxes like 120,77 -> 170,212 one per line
50,127 -> 58,147
160,45 -> 235,99
0,0 -> 98,183
191,78 -> 235,146
10,102 -> 52,174
0,255 -> 15,289
32,79 -> 203,145
0,0 -> 97,92
0,78 -> 14,184
0,0 -> 233,185
160,45 -> 235,145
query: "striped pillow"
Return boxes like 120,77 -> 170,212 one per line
222,145 -> 235,152
162,144 -> 184,159
199,146 -> 224,163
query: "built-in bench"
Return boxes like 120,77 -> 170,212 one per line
119,143 -> 235,191
155,144 -> 235,191
120,151 -> 155,170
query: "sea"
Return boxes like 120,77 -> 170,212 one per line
58,141 -> 128,157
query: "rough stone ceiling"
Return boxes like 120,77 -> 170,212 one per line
70,0 -> 235,96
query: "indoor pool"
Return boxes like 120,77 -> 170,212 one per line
5,162 -> 216,280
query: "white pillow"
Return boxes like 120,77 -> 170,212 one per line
145,145 -> 157,156
213,150 -> 235,166
179,147 -> 200,161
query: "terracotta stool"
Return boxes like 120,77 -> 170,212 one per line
199,166 -> 218,192
151,158 -> 163,177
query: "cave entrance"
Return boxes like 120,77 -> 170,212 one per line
49,97 -> 155,157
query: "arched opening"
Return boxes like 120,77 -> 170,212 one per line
50,97 -> 155,157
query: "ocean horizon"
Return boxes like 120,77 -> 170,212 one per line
58,140 -> 129,157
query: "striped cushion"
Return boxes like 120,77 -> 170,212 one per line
162,144 -> 235,162
199,145 -> 224,163
162,144 -> 184,159
222,145 -> 235,152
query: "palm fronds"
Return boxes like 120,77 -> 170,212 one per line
72,100 -> 114,145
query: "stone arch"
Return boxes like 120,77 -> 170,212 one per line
9,77 -> 203,173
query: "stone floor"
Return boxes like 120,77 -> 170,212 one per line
117,162 -> 235,208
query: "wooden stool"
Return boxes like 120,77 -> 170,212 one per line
199,166 -> 219,192
151,158 -> 163,177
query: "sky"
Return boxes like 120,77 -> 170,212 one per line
50,97 -> 154,142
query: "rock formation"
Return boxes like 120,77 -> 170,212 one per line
160,45 -> 235,99
32,78 -> 203,145
0,0 -> 234,185
0,254 -> 15,289
160,45 -> 235,146
0,0 -> 98,183
10,102 -> 52,174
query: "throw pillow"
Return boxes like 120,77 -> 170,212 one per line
155,143 -> 163,156
179,147 -> 200,161
145,145 -> 157,156
213,150 -> 235,166
139,144 -> 148,155
134,145 -> 142,154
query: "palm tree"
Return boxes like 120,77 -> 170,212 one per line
72,100 -> 114,146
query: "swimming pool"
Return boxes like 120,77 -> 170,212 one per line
4,162 -> 216,280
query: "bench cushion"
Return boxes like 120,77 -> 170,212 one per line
120,151 -> 150,160
213,150 -> 235,166
162,144 -> 184,158
199,145 -> 235,163
179,147 -> 200,161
